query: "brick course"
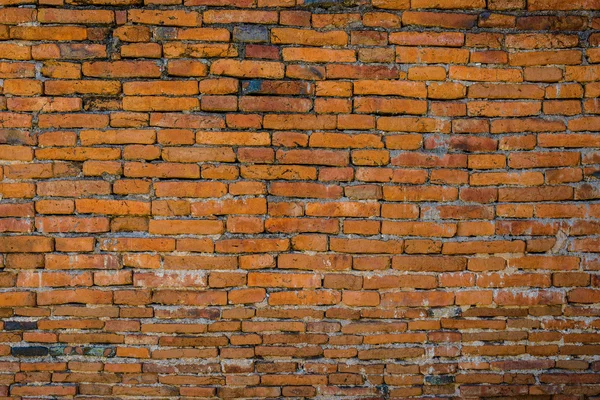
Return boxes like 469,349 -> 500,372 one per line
0,0 -> 599,397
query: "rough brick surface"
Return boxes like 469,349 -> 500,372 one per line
0,0 -> 599,397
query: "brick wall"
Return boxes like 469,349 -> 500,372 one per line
0,0 -> 599,397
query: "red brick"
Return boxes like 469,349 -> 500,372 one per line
37,289 -> 112,305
